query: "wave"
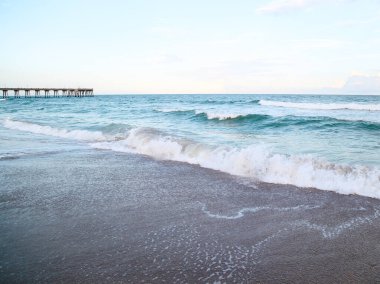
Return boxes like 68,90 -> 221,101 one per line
156,108 -> 251,120
267,116 -> 380,131
156,108 -> 194,113
3,119 -> 379,199
2,118 -> 107,141
91,127 -> 380,199
259,100 -> 380,111
158,107 -> 380,129
197,112 -> 380,130
97,123 -> 130,135
199,99 -> 260,105
158,108 -> 265,121
194,110 -> 252,120
195,112 -> 271,122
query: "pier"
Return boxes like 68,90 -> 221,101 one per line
1,88 -> 94,98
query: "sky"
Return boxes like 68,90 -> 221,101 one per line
1,0 -> 380,94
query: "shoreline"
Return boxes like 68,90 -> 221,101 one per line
2,114 -> 379,200
1,148 -> 379,282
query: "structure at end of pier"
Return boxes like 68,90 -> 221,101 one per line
1,88 -> 94,98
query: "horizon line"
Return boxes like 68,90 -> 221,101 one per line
92,93 -> 380,96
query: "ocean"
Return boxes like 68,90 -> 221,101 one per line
1,94 -> 380,282
0,94 -> 379,198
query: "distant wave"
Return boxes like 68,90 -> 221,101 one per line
91,127 -> 380,199
3,119 -> 380,199
198,113 -> 380,131
199,99 -> 260,105
157,108 -> 264,120
194,110 -> 253,120
195,112 -> 380,130
259,100 -> 380,111
195,112 -> 272,122
156,108 -> 194,114
267,116 -> 380,131
157,108 -> 380,129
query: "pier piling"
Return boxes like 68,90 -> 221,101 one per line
0,88 -> 94,99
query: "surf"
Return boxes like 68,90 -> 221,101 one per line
3,116 -> 380,200
91,127 -> 380,200
259,100 -> 380,111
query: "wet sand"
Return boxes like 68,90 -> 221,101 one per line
0,149 -> 379,283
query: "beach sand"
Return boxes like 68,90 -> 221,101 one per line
1,148 -> 379,283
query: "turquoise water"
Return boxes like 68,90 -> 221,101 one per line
1,94 -> 379,198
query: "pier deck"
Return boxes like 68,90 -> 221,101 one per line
1,88 -> 94,98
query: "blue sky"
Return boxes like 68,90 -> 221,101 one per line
1,0 -> 380,94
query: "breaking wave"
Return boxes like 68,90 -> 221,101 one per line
3,118 -> 380,199
157,108 -> 261,120
194,110 -> 253,120
157,108 -> 380,129
156,108 -> 194,114
259,100 -> 380,111
91,127 -> 380,199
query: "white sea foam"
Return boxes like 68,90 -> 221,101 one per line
158,105 -> 380,122
2,118 -> 107,141
92,127 -> 380,199
259,100 -> 380,111
157,107 -> 193,113
157,108 -> 250,120
199,202 -> 320,220
194,110 -> 246,120
294,208 -> 380,239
